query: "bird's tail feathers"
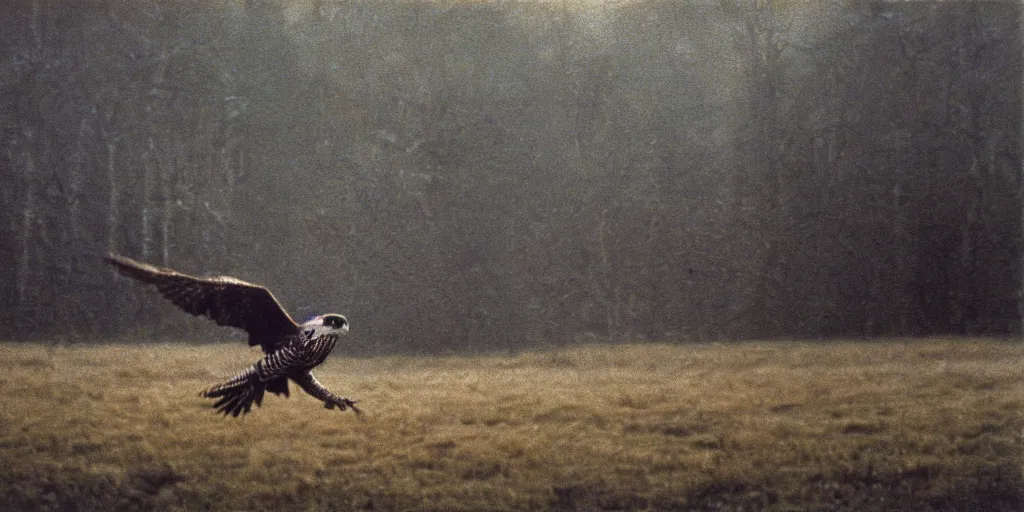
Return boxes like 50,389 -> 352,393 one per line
201,369 -> 266,417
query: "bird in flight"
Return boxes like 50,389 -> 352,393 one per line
105,254 -> 360,417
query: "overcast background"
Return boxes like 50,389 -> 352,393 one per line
0,0 -> 1020,353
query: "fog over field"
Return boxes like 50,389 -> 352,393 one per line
0,0 -> 1022,510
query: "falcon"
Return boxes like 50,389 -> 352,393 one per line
105,253 -> 360,417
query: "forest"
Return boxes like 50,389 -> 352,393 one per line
0,0 -> 1020,353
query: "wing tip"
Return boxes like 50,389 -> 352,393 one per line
104,253 -> 168,278
104,253 -> 142,270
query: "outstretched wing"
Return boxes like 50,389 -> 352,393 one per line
105,253 -> 299,352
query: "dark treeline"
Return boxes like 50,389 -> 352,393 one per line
0,1 -> 1019,353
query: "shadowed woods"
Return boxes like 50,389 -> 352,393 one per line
0,340 -> 1021,510
1,1 -> 1020,350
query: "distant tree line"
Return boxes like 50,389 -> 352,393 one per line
0,0 -> 1019,352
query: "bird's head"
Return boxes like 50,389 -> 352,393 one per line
321,314 -> 349,334
303,314 -> 349,337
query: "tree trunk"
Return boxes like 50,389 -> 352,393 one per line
106,140 -> 118,254
161,154 -> 172,266
16,146 -> 37,324
141,159 -> 153,261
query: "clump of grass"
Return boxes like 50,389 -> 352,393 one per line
0,339 -> 1021,510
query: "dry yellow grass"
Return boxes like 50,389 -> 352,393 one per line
0,340 -> 1022,510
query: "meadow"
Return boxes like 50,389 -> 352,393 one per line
0,339 -> 1021,511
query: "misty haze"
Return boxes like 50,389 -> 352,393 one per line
1,0 -> 1022,510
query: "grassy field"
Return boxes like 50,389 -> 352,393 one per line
0,339 -> 1022,511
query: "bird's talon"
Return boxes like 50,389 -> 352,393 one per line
327,398 -> 360,414
345,400 -> 362,415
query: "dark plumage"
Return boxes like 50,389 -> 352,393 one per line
105,254 -> 359,417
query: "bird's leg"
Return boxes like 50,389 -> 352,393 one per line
293,372 -> 361,415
